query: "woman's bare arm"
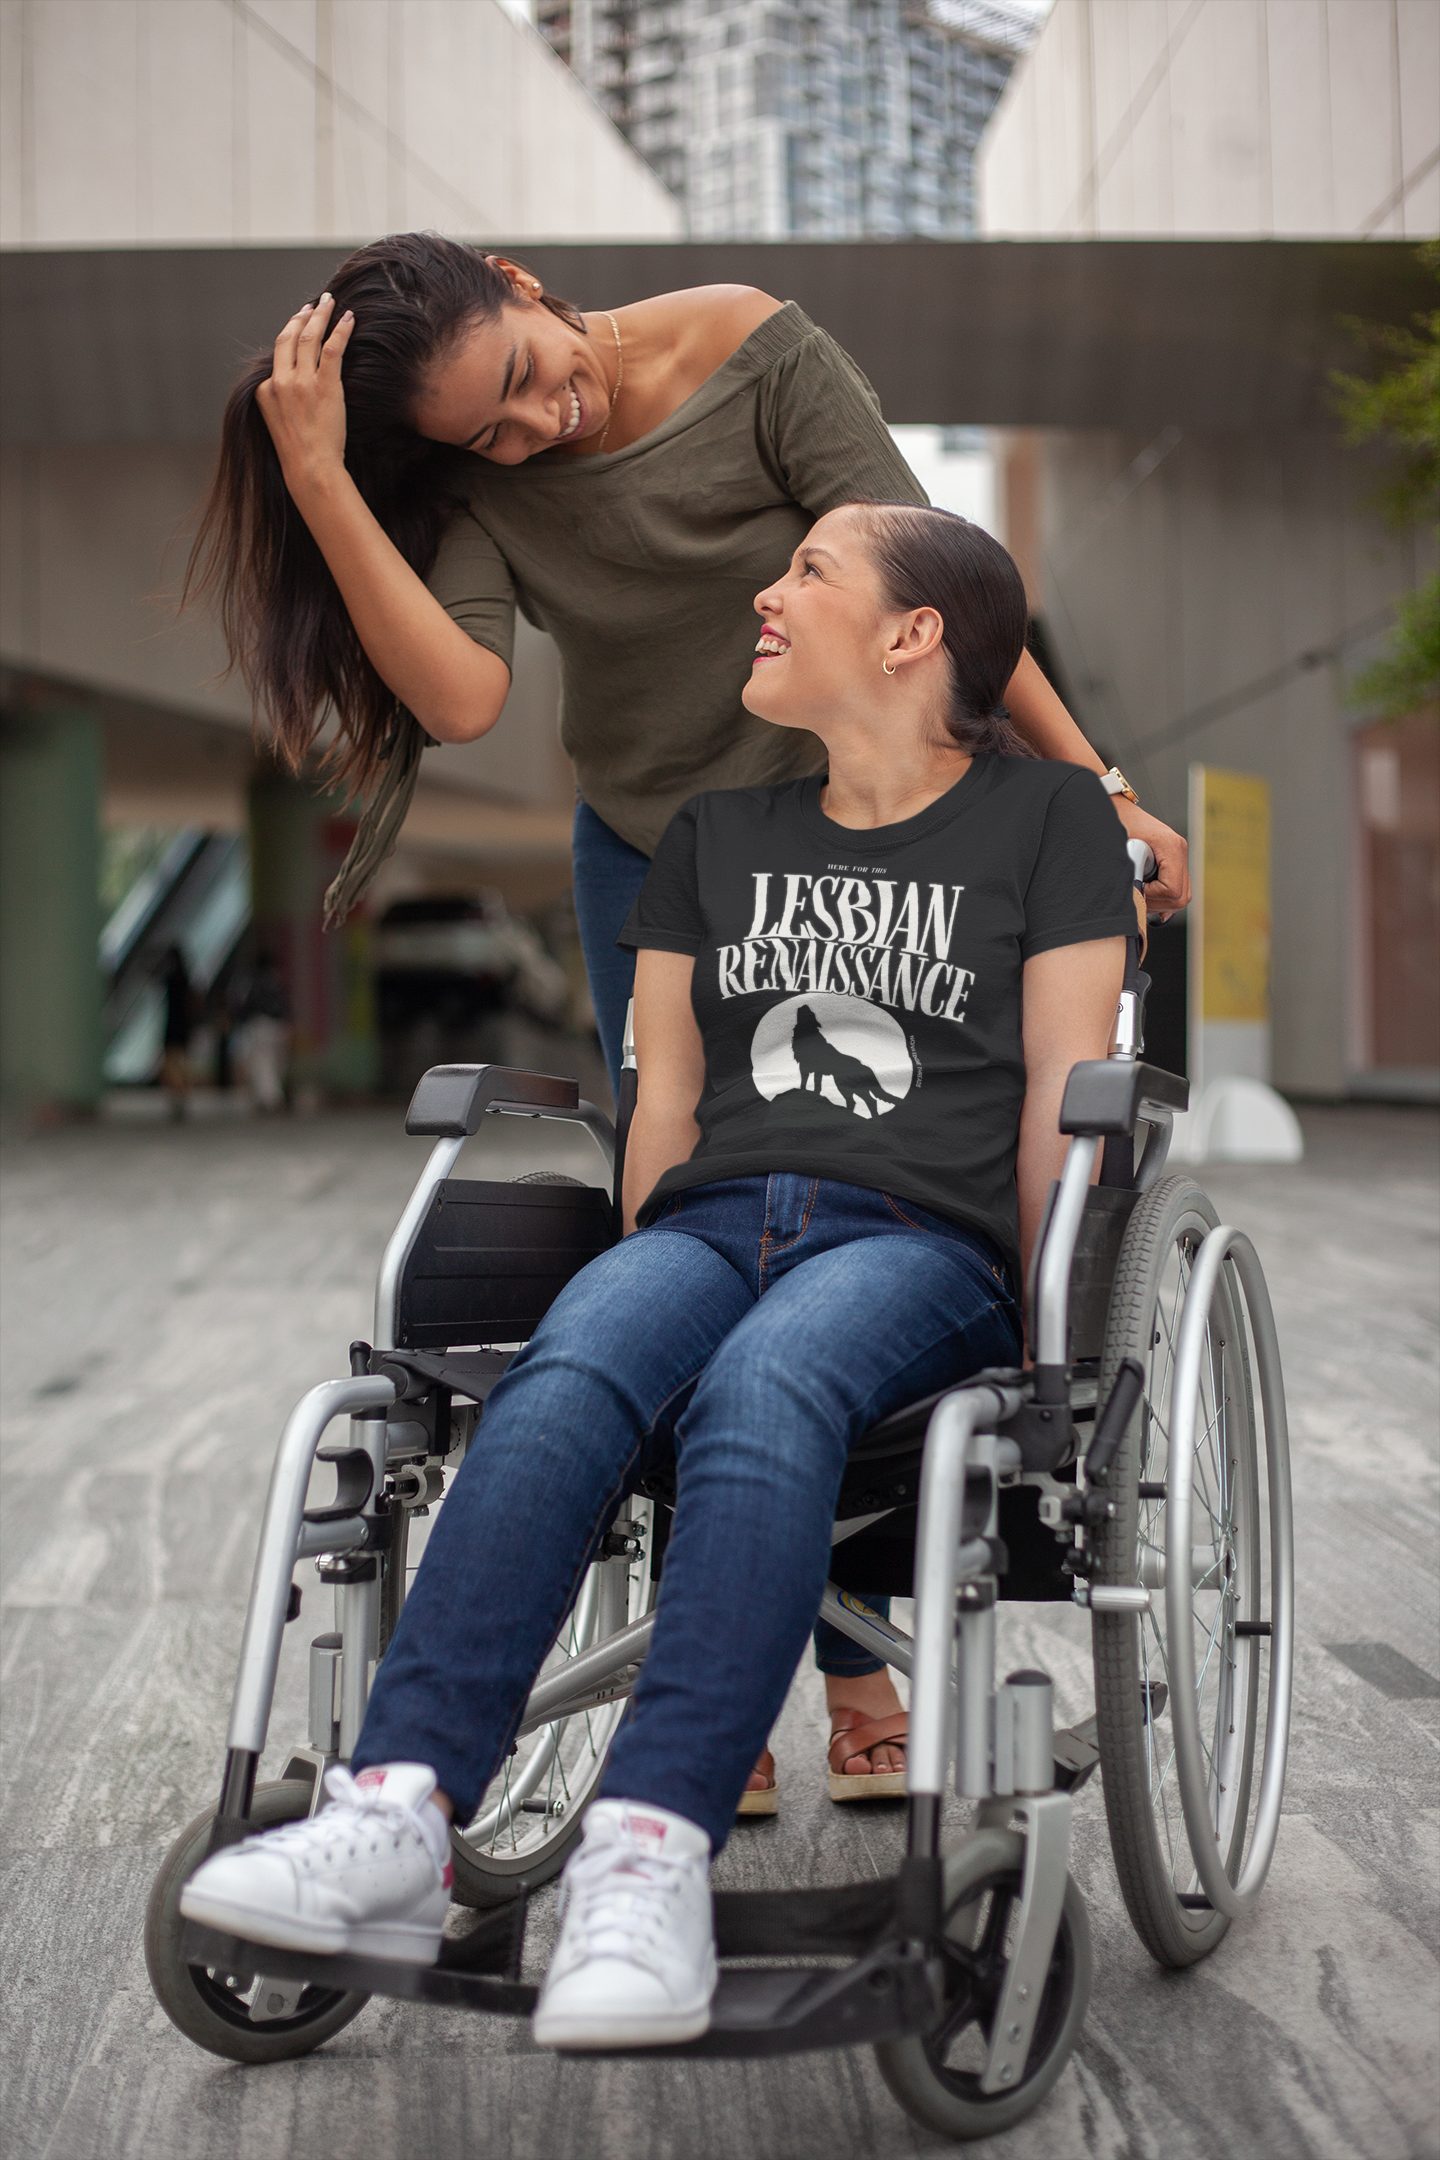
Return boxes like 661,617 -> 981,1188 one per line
257,295 -> 510,743
1003,652 -> 1191,915
1016,938 -> 1126,1289
622,950 -> 706,1232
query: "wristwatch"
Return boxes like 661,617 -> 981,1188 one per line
1098,766 -> 1140,807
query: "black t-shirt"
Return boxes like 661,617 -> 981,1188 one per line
619,756 -> 1135,1279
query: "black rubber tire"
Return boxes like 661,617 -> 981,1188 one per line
1091,1174 -> 1261,1968
144,1781 -> 369,2062
449,1799 -> 591,1907
874,1831 -> 1091,2141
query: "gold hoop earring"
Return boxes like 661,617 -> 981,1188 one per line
882,659 -> 897,675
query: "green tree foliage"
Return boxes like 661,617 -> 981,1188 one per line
1330,243 -> 1440,717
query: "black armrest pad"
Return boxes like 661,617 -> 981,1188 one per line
405,1064 -> 580,1137
1059,1059 -> 1189,1138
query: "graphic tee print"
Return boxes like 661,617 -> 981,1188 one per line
619,756 -> 1135,1278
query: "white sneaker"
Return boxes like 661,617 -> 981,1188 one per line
533,1800 -> 717,2049
179,1762 -> 452,1965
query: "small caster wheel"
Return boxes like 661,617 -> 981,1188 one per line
145,1780 -> 369,2063
874,1829 -> 1091,2141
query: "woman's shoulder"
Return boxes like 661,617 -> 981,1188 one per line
620,286 -> 803,401
664,778 -> 808,833
987,755 -> 1110,803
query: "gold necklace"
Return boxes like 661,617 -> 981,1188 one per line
597,311 -> 623,452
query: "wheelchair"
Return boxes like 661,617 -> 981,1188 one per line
146,848 -> 1295,2143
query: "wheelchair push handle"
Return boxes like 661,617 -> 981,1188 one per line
1127,839 -> 1157,886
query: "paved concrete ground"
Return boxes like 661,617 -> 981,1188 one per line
2,1101 -> 1436,2160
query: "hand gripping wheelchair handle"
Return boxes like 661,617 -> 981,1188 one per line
405,1064 -> 580,1136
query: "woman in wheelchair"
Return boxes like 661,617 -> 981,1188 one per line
181,502 -> 1134,2051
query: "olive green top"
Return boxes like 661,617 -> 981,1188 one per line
426,302 -> 928,857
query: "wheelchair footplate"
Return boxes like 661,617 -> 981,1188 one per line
181,1873 -> 943,2059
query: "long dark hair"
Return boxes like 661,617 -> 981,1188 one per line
852,503 -> 1033,756
185,234 -> 584,794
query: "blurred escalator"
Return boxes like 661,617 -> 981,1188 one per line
101,830 -> 251,1084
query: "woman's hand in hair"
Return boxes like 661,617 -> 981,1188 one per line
256,292 -> 355,495
1111,798 -> 1191,917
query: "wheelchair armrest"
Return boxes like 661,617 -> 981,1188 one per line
1059,1059 -> 1188,1139
405,1063 -> 580,1137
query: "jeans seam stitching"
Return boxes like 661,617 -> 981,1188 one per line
762,1174 -> 819,1261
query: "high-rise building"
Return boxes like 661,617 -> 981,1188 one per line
539,0 -> 1037,237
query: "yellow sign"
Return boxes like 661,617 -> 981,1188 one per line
1196,767 -> 1271,1023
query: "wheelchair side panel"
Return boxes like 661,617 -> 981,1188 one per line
398,1179 -> 616,1349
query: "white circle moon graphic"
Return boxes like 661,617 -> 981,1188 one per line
750,993 -> 913,1119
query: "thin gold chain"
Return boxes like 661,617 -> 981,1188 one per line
597,311 -> 624,452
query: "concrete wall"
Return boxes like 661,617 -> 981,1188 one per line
0,0 -> 682,247
979,0 -> 1440,239
978,0 -> 1438,1092
1013,423 -> 1434,1093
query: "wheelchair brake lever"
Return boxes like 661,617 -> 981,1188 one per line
1084,1358 -> 1145,1484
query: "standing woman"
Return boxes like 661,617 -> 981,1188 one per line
190,235 -> 1187,1092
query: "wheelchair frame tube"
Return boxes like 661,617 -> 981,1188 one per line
1033,1133 -> 1099,1379
225,1376 -> 395,1758
816,1586 -> 915,1677
1164,1227 -> 1294,1919
907,1386 -> 1019,1849
374,1138 -> 465,1353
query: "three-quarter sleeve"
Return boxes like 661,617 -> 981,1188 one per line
759,325 -> 929,518
426,505 -> 518,673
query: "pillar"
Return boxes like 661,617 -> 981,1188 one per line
0,707 -> 103,1113
247,765 -> 377,1097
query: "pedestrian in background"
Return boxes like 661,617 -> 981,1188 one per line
159,945 -> 194,1121
231,949 -> 291,1113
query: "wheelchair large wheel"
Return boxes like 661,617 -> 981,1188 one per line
145,1781 -> 369,2062
874,1830 -> 1091,2140
449,1519 -> 652,1906
1091,1174 -> 1281,1967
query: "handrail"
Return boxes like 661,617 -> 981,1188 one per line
1165,1227 -> 1294,1918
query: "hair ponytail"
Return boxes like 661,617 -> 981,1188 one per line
852,503 -> 1033,757
184,234 -> 583,797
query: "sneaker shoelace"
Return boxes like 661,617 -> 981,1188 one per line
558,1829 -> 697,1983
242,1769 -> 437,1871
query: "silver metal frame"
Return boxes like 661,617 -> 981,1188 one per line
212,886 -> 1289,2052
225,1376 -> 394,1758
1034,1133 -> 1100,1370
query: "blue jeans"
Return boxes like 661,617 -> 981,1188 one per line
355,1175 -> 1020,1853
570,797 -> 893,1675
571,799 -> 649,1099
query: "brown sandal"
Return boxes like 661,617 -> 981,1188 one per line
827,1711 -> 908,1802
736,1746 -> 779,1817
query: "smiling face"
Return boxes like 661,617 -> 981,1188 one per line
411,298 -> 614,464
743,507 -> 926,732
